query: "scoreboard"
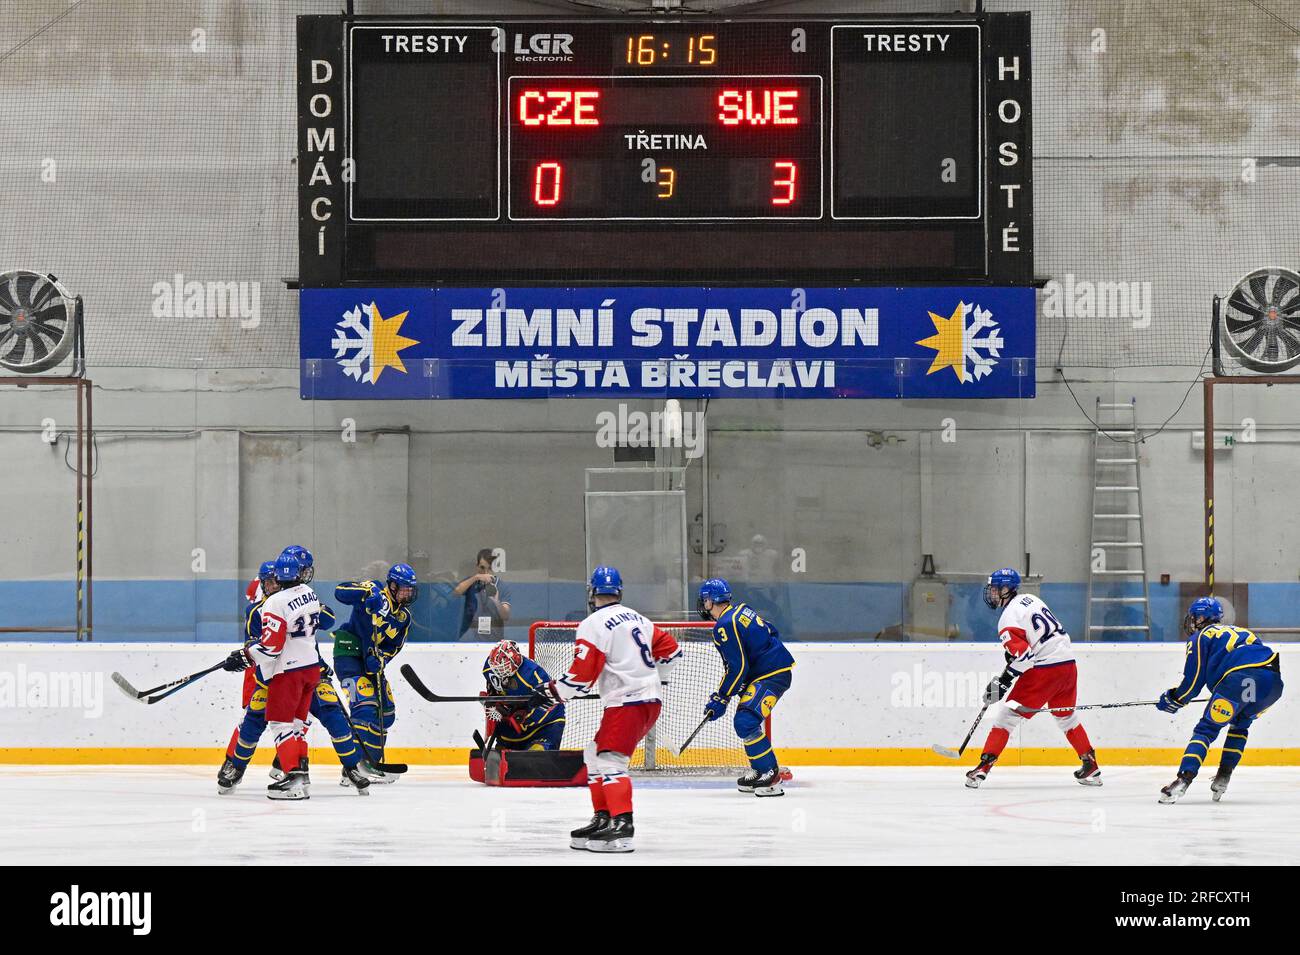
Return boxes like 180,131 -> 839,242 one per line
297,15 -> 1032,285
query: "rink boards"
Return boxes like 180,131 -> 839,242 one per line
0,643 -> 1295,765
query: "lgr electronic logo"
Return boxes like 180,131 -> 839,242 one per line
512,33 -> 575,62
49,885 -> 151,935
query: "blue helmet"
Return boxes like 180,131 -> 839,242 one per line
257,560 -> 277,583
274,553 -> 302,584
983,567 -> 1021,609
589,566 -> 623,596
1183,596 -> 1224,636
696,578 -> 732,620
281,545 -> 314,583
387,562 -> 419,605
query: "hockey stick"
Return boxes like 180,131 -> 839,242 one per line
678,715 -> 711,756
400,664 -> 597,704
111,661 -> 226,705
932,701 -> 991,760
1019,697 -> 1209,715
931,695 -> 1212,758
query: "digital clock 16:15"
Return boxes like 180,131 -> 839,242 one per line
622,34 -> 717,66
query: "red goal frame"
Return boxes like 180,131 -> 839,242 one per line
528,619 -> 776,747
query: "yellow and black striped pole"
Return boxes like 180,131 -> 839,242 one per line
75,380 -> 85,640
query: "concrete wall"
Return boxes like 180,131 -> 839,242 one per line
0,1 -> 1297,640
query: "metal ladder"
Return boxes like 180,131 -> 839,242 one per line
1084,398 -> 1152,640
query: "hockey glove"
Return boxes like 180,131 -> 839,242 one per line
527,680 -> 562,709
703,694 -> 728,722
983,668 -> 1016,705
364,591 -> 391,617
223,648 -> 252,672
1156,689 -> 1183,714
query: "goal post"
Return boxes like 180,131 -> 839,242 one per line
528,620 -> 773,774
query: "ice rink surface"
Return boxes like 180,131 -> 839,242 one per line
4,765 -> 1297,865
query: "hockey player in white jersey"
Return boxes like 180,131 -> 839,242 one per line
528,566 -> 680,853
965,567 -> 1101,789
223,553 -> 329,800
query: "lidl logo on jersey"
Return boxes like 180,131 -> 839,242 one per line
300,286 -> 1035,399
331,301 -> 420,385
916,301 -> 1004,384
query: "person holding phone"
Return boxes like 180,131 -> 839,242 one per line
455,547 -> 513,640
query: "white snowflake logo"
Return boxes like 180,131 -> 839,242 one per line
333,304 -> 375,383
962,303 -> 1004,382
330,301 -> 419,385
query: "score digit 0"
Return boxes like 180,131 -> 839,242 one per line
533,162 -> 563,206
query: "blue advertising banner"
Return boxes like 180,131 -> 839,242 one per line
299,287 -> 1036,399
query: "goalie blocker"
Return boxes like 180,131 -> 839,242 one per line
468,747 -> 586,787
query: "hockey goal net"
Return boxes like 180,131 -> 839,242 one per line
528,620 -> 759,774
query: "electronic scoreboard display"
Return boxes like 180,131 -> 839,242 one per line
297,15 -> 1032,285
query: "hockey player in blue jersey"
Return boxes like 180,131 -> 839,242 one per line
216,555 -> 373,794
1156,596 -> 1284,804
333,563 -> 419,782
697,578 -> 795,796
481,639 -> 566,750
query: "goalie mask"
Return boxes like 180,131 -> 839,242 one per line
487,640 -> 523,682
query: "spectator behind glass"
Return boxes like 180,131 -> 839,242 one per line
454,548 -> 513,640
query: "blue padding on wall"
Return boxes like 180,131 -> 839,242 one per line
1,578 -> 1295,643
